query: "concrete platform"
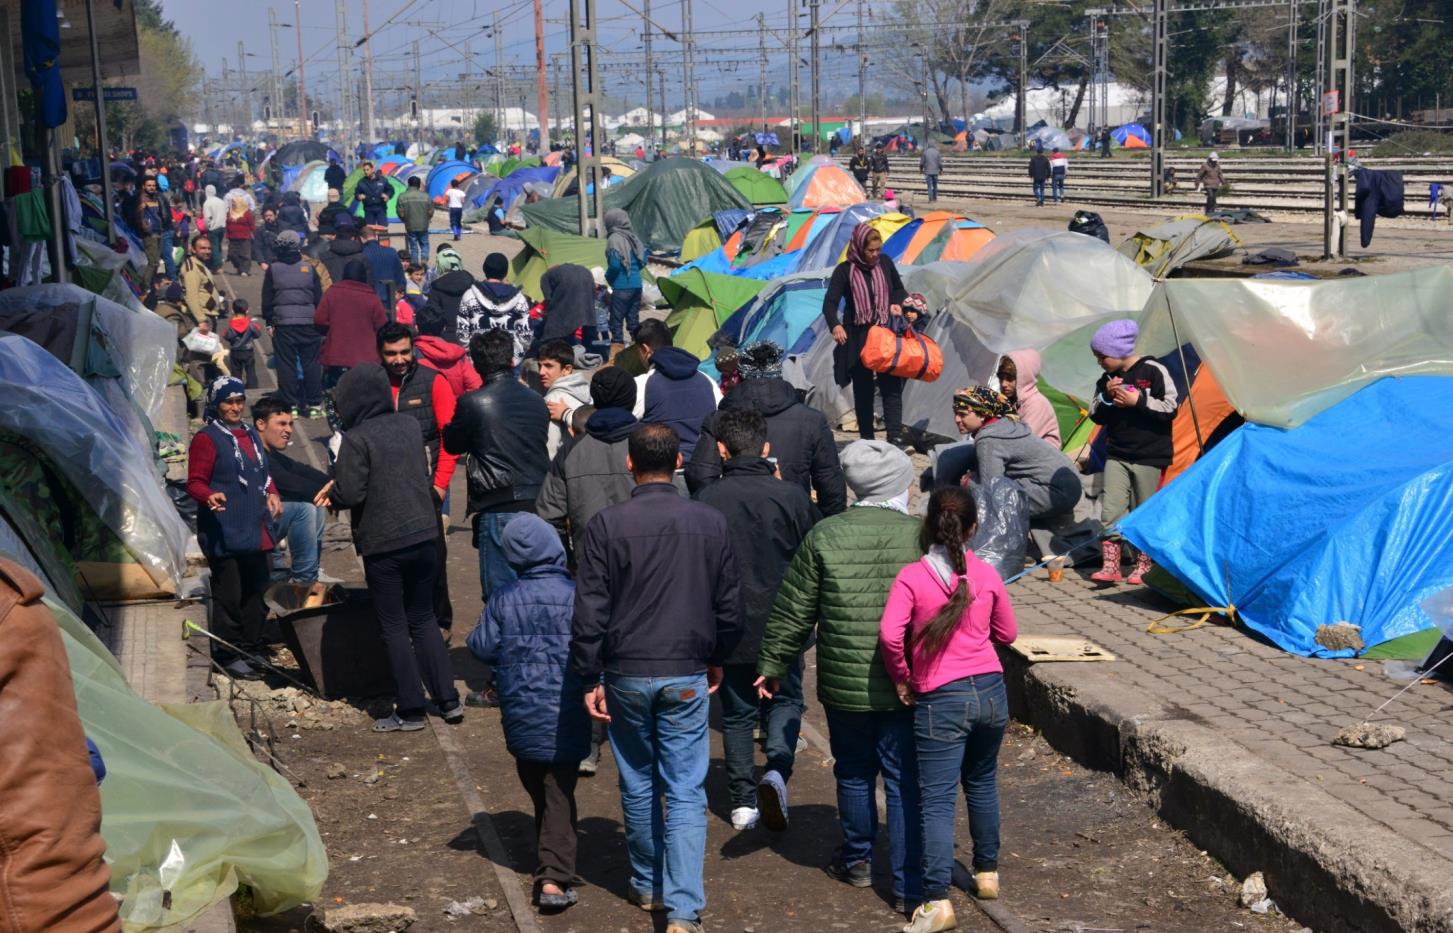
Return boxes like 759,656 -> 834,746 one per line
1004,572 -> 1453,932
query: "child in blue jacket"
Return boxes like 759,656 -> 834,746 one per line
468,513 -> 591,913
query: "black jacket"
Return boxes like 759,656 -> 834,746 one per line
421,270 -> 476,342
323,163 -> 347,192
443,370 -> 551,514
1089,356 -> 1179,468
1028,154 -> 1052,182
686,377 -> 846,516
570,482 -> 744,681
319,237 -> 370,290
253,219 -> 282,264
330,364 -> 439,557
269,450 -> 330,503
694,457 -> 819,666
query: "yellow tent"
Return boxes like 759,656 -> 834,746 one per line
550,156 -> 637,197
837,213 -> 914,263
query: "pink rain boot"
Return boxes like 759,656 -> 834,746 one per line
1127,550 -> 1154,586
1090,540 -> 1123,584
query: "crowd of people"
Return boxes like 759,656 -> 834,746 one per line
147,143 -> 1184,933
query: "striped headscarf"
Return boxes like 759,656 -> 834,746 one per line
845,223 -> 889,326
952,385 -> 1018,421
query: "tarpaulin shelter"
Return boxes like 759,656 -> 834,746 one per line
1028,127 -> 1074,151
289,160 -> 332,204
786,159 -> 867,210
881,212 -> 996,266
1121,376 -> 1453,658
498,155 -> 543,177
1112,123 -> 1151,148
658,269 -> 768,360
468,165 -> 561,211
520,157 -> 751,254
790,203 -> 889,273
1118,216 -> 1240,277
267,141 -> 338,188
724,166 -> 788,205
713,271 -> 834,362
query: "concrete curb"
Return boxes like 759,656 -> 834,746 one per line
1002,653 -> 1453,933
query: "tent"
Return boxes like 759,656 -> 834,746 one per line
350,174 -> 407,224
1117,216 -> 1240,277
267,141 -> 338,188
550,156 -> 637,197
289,160 -> 332,203
469,165 -> 561,212
790,203 -> 889,273
1028,126 -> 1075,152
1112,123 -> 1151,149
786,159 -> 868,210
508,226 -> 610,301
882,212 -> 997,265
427,160 -> 478,198
658,269 -> 768,360
710,271 -> 837,379
520,157 -> 752,254
1121,376 -> 1453,658
723,166 -> 789,205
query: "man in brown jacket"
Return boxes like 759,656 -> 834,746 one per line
0,559 -> 121,932
1195,152 -> 1225,214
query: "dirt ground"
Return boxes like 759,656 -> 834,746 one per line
217,227 -> 1311,933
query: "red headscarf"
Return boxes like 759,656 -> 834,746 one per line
845,223 -> 889,326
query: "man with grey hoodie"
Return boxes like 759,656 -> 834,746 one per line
538,339 -> 595,459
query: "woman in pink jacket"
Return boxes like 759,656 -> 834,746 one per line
879,486 -> 1018,933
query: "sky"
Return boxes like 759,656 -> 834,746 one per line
160,0 -> 901,119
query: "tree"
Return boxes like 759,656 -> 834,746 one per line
473,111 -> 498,145
73,0 -> 200,152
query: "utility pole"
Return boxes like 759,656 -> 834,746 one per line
295,0 -> 308,138
1323,0 -> 1354,258
553,58 -> 562,142
1149,0 -> 1168,195
494,13 -> 505,143
643,0 -> 654,151
809,0 -> 821,153
362,0 -> 377,142
787,0 -> 798,151
681,0 -> 697,155
1285,0 -> 1297,150
758,14 -> 768,133
268,7 -> 282,129
658,69 -> 667,151
1016,20 -> 1028,148
413,40 -> 422,134
535,0 -> 550,150
569,0 -> 607,234
84,0 -> 114,241
335,0 -> 353,146
855,0 -> 865,139
238,41 -> 248,134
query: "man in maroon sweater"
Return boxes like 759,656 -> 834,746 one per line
314,259 -> 388,390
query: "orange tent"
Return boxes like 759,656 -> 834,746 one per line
882,211 -> 996,265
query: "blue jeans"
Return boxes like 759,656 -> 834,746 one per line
474,511 -> 520,600
363,204 -> 388,228
271,501 -> 325,583
160,230 -> 178,279
606,673 -> 710,922
1051,175 -> 1065,202
1032,180 -> 1046,205
405,230 -> 429,264
719,656 -> 804,808
449,207 -> 464,239
925,174 -> 938,201
824,706 -> 922,901
915,673 -> 1009,900
608,288 -> 642,344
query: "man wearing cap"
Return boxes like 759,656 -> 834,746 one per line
457,252 -> 532,360
687,340 -> 846,516
1196,152 -> 1225,214
757,439 -> 924,914
262,229 -> 326,418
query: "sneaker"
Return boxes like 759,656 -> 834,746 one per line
307,406 -> 326,420
756,770 -> 789,831
903,899 -> 957,933
973,870 -> 1000,900
578,745 -> 600,776
464,688 -> 500,708
436,700 -> 464,724
626,887 -> 664,912
825,859 -> 872,888
372,713 -> 426,732
221,659 -> 263,681
314,569 -> 345,585
730,806 -> 759,830
665,921 -> 704,933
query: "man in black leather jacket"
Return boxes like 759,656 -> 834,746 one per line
443,330 -> 550,599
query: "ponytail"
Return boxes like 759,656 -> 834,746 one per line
913,486 -> 978,659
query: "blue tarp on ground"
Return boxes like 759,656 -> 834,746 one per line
1120,376 -> 1453,658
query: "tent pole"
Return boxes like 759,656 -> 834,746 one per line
1164,287 -> 1205,452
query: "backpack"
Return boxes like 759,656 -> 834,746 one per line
183,178 -> 195,193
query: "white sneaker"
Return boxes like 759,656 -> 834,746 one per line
730,806 -> 759,830
903,899 -> 957,933
315,569 -> 345,585
756,769 -> 789,831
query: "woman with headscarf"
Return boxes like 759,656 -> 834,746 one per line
315,259 -> 389,388
823,223 -> 909,443
224,195 -> 256,275
602,208 -> 647,354
185,376 -> 282,680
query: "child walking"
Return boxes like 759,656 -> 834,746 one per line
222,300 -> 263,389
467,513 -> 590,913
1087,319 -> 1179,584
879,486 -> 1018,933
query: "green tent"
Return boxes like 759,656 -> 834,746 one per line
723,166 -> 788,205
509,227 -> 608,302
520,157 -> 752,254
680,218 -> 723,263
657,269 -> 767,360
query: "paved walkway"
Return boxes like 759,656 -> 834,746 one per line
1008,570 -> 1453,930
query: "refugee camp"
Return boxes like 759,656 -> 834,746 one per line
3,0 -> 1453,931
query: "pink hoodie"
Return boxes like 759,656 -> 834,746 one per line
1005,349 -> 1061,447
878,549 -> 1018,694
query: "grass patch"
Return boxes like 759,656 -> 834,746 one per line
1378,130 -> 1453,155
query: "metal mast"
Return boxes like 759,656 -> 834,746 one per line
1150,0 -> 1168,195
237,41 -> 248,133
787,0 -> 798,151
536,0 -> 551,150
682,0 -> 698,154
494,13 -> 505,141
644,0 -> 654,151
570,0 -> 607,234
809,0 -> 820,152
758,13 -> 768,132
856,0 -> 865,137
1323,0 -> 1354,257
268,8 -> 282,128
334,0 -> 353,145
1285,0 -> 1297,150
294,0 -> 308,137
362,0 -> 376,143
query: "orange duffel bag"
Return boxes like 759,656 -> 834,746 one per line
859,318 -> 943,382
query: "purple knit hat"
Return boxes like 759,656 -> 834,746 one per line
1090,319 -> 1139,358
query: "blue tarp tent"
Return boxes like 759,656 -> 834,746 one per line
469,165 -> 560,210
715,271 -> 833,358
1121,376 -> 1453,658
792,203 -> 885,273
1112,123 -> 1152,147
427,160 -> 477,198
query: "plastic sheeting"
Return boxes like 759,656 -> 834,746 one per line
1136,266 -> 1453,428
1117,216 -> 1239,278
1121,376 -> 1453,658
50,596 -> 327,927
968,479 -> 1030,580
0,334 -> 188,592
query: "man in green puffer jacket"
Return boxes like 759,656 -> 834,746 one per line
756,439 -> 924,915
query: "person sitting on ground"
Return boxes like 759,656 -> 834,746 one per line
695,408 -> 820,834
315,259 -> 389,389
1088,319 -> 1178,585
467,513 -> 591,913
252,395 -> 334,585
997,350 -> 1060,446
331,364 -> 464,732
687,340 -> 846,516
457,252 -> 532,359
539,339 -> 594,460
631,319 -> 722,460
879,485 -> 1018,933
756,440 -> 924,916
421,244 -> 477,343
222,300 -> 263,389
